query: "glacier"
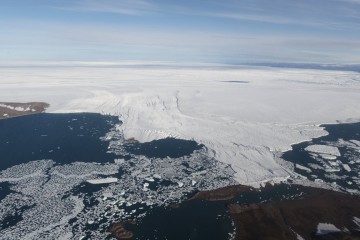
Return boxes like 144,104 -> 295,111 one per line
1,63 -> 360,186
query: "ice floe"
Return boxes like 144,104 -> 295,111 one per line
305,145 -> 341,157
295,164 -> 312,173
342,164 -> 351,172
316,223 -> 341,235
353,217 -> 360,227
86,177 -> 118,184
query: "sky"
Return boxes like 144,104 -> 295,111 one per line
1,0 -> 360,64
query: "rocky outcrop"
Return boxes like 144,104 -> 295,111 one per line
227,186 -> 360,240
108,222 -> 134,239
0,102 -> 49,119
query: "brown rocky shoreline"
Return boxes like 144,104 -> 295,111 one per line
0,102 -> 49,119
195,184 -> 360,240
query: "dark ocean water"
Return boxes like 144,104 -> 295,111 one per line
127,184 -> 304,240
0,113 -> 119,170
125,138 -> 203,158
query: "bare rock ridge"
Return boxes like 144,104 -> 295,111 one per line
0,102 -> 49,119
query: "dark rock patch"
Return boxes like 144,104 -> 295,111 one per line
0,102 -> 49,119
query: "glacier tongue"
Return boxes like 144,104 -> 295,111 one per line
1,64 -> 360,185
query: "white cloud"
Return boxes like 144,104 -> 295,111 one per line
55,0 -> 156,15
50,0 -> 360,30
1,19 -> 360,63
340,0 -> 360,3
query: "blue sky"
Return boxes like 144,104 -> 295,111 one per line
1,0 -> 360,64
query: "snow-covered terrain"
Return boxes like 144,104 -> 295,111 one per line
0,103 -> 32,112
1,63 -> 360,185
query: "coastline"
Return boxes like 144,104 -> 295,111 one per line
0,102 -> 49,120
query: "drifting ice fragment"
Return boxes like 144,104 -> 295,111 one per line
191,180 -> 197,186
342,164 -> 351,172
86,177 -> 118,184
153,174 -> 161,179
316,223 -> 341,235
305,145 -> 341,157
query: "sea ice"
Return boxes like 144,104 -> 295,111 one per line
353,217 -> 360,227
86,177 -> 118,184
350,140 -> 360,147
114,158 -> 125,164
153,174 -> 161,179
305,145 -> 341,157
342,164 -> 351,172
295,164 -> 312,173
191,180 -> 197,186
320,154 -> 337,160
